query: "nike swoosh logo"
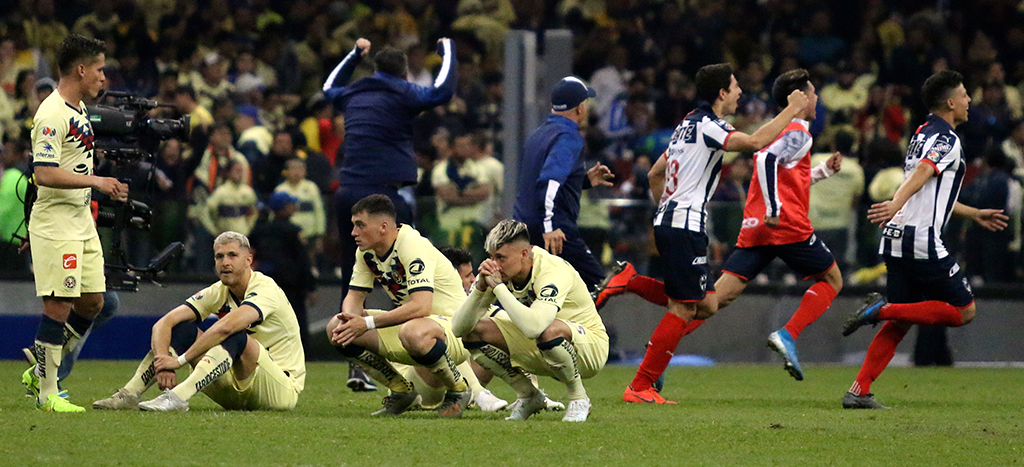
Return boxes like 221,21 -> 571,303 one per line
634,395 -> 655,403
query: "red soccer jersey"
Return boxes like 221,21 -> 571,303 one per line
736,120 -> 814,247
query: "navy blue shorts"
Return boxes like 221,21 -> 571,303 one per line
654,226 -> 714,302
527,225 -> 605,290
723,233 -> 836,281
884,255 -> 974,307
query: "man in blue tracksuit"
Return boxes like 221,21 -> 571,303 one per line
324,37 -> 457,297
513,77 -> 614,289
323,37 -> 456,391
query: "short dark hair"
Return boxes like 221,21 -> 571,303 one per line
374,47 -> 408,78
57,34 -> 106,77
921,70 -> 964,112
352,194 -> 397,220
695,63 -> 734,105
772,68 -> 811,107
438,246 -> 473,269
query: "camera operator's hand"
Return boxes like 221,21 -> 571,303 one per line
94,176 -> 128,201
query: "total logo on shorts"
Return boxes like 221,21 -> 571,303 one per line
63,254 -> 78,270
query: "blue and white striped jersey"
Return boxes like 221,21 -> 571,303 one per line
879,114 -> 966,260
653,103 -> 736,233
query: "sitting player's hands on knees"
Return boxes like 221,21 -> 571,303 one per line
156,369 -> 177,390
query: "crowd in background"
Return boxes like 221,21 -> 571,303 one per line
0,0 -> 1022,287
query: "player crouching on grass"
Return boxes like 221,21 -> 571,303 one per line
453,220 -> 609,422
93,232 -> 306,411
327,194 -> 473,418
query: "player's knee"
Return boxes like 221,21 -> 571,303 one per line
668,301 -> 698,321
466,319 -> 496,343
325,316 -> 342,339
824,267 -> 843,294
958,304 -> 976,325
536,322 -> 570,344
399,320 -> 442,354
693,295 -> 717,320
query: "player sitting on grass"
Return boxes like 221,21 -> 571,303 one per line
93,231 -> 306,411
326,194 -> 472,418
453,220 -> 609,422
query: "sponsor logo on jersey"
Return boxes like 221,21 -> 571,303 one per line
42,142 -> 54,153
41,126 -> 57,138
64,276 -> 76,289
692,256 -> 708,265
245,292 -> 257,299
741,217 -> 760,228
191,292 -> 204,301
882,226 -> 903,239
63,254 -> 77,269
540,284 -> 559,298
409,259 -> 425,275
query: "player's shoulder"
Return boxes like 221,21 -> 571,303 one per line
34,92 -> 70,120
247,271 -> 287,296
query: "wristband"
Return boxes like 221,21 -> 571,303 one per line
364,316 -> 376,330
176,354 -> 188,366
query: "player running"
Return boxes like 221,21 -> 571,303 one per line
453,220 -> 608,422
634,69 -> 845,385
327,194 -> 472,418
623,63 -> 809,404
841,70 -> 1008,409
93,232 -> 305,411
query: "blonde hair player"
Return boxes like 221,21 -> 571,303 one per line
453,220 -> 609,422
93,232 -> 306,411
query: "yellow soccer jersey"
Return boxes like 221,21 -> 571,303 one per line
350,224 -> 466,317
201,181 -> 258,236
274,180 -> 325,239
184,270 -> 306,391
504,246 -> 607,337
29,91 -> 97,241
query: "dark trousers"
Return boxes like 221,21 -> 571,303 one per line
334,184 -> 413,304
527,225 -> 605,291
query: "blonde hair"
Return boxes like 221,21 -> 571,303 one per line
484,220 -> 530,253
214,231 -> 251,251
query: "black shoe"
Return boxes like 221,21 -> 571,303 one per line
842,392 -> 889,409
347,365 -> 378,392
842,293 -> 885,337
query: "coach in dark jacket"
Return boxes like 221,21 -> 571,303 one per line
323,37 -> 457,297
513,77 -> 614,288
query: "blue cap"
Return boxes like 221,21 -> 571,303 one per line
551,77 -> 596,111
267,191 -> 298,211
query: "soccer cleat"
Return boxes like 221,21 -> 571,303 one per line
562,398 -> 592,422
474,389 -> 509,412
767,329 -> 804,381
843,293 -> 885,337
22,365 -> 40,400
139,389 -> 189,412
842,392 -> 890,409
505,390 -> 547,421
38,393 -> 85,413
437,389 -> 472,418
347,365 -> 378,392
544,396 -> 565,411
592,261 -> 636,309
371,391 -> 418,416
93,388 -> 140,410
622,385 -> 677,404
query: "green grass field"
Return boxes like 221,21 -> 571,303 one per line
2,361 -> 1022,466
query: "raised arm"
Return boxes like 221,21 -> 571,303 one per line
322,38 -> 371,92
409,38 -> 458,109
724,90 -> 808,152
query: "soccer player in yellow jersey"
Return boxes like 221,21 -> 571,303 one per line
93,231 -> 306,411
453,220 -> 609,422
326,194 -> 473,417
21,34 -> 128,413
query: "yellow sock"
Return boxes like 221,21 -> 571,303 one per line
171,345 -> 232,401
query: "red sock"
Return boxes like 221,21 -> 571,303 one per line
877,301 -> 964,327
626,274 -> 668,307
783,281 -> 838,339
850,321 -> 910,396
630,313 -> 705,390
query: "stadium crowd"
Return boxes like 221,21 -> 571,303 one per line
0,0 -> 1022,286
